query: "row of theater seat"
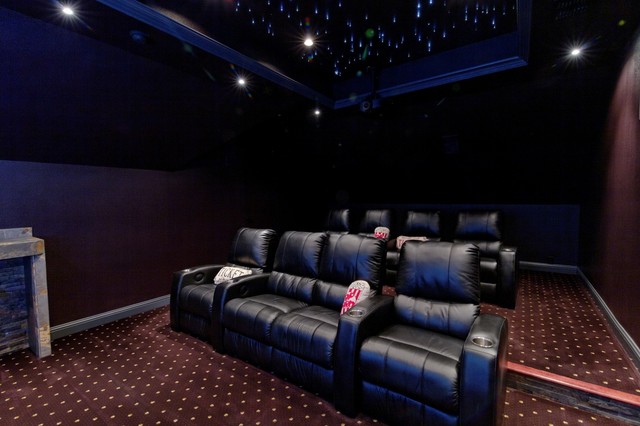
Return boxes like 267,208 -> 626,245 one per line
170,227 -> 508,425
325,208 -> 519,309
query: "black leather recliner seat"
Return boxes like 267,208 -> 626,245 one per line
385,210 -> 442,286
356,208 -> 393,238
212,230 -> 387,415
353,240 -> 508,426
453,210 -> 519,308
324,208 -> 350,234
169,227 -> 277,348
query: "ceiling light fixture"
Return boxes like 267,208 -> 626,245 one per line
129,30 -> 149,45
61,5 -> 74,16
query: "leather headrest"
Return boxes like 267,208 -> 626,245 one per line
319,233 -> 386,291
454,210 -> 502,241
228,227 -> 278,271
273,231 -> 327,277
396,241 -> 481,304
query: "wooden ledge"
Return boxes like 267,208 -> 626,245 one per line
0,237 -> 45,260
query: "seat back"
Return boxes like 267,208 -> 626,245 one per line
266,231 -> 327,304
401,210 -> 442,240
395,241 -> 481,339
227,227 -> 278,272
357,209 -> 393,238
324,208 -> 350,234
453,210 -> 503,257
314,233 -> 387,310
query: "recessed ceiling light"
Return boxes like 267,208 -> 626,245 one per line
129,30 -> 149,45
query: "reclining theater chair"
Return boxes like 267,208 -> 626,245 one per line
385,210 -> 442,286
453,210 -> 519,308
356,209 -> 393,238
169,227 -> 277,347
324,208 -> 350,234
212,230 -> 387,415
353,241 -> 508,426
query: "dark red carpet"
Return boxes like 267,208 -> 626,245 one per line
0,270 -> 637,425
481,270 -> 640,396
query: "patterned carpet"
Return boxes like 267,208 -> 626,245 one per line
0,270 -> 637,425
503,387 -> 626,426
481,270 -> 640,396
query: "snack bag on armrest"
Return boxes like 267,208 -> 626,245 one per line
396,235 -> 428,250
213,266 -> 252,284
340,280 -> 371,315
373,226 -> 390,240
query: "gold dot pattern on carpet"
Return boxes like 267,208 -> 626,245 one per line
0,310 -> 381,425
1,273 -> 633,426
502,388 -> 625,426
481,270 -> 640,396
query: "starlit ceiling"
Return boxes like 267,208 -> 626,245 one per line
113,0 -> 532,108
2,0 -> 532,109
140,0 -> 519,86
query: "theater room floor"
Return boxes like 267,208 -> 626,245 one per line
483,270 -> 640,425
0,270 -> 639,425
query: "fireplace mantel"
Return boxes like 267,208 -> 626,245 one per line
0,227 -> 51,358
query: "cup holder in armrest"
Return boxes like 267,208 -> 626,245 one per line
471,336 -> 494,348
347,308 -> 364,318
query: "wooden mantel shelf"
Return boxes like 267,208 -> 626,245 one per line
0,227 -> 51,358
0,236 -> 45,260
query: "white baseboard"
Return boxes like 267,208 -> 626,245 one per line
50,295 -> 170,341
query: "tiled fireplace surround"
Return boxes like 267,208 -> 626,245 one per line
0,227 -> 50,358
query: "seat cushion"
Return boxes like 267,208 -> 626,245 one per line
458,239 -> 502,258
359,324 -> 464,414
222,294 -> 307,343
480,257 -> 499,282
179,284 -> 216,318
271,305 -> 339,369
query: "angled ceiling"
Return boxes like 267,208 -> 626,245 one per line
3,0 -> 639,113
129,0 -> 530,109
2,0 -> 532,110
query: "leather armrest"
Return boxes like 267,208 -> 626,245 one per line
210,273 -> 270,352
170,264 -> 225,330
498,246 -> 519,309
460,313 -> 508,426
385,250 -> 400,269
333,295 -> 395,416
